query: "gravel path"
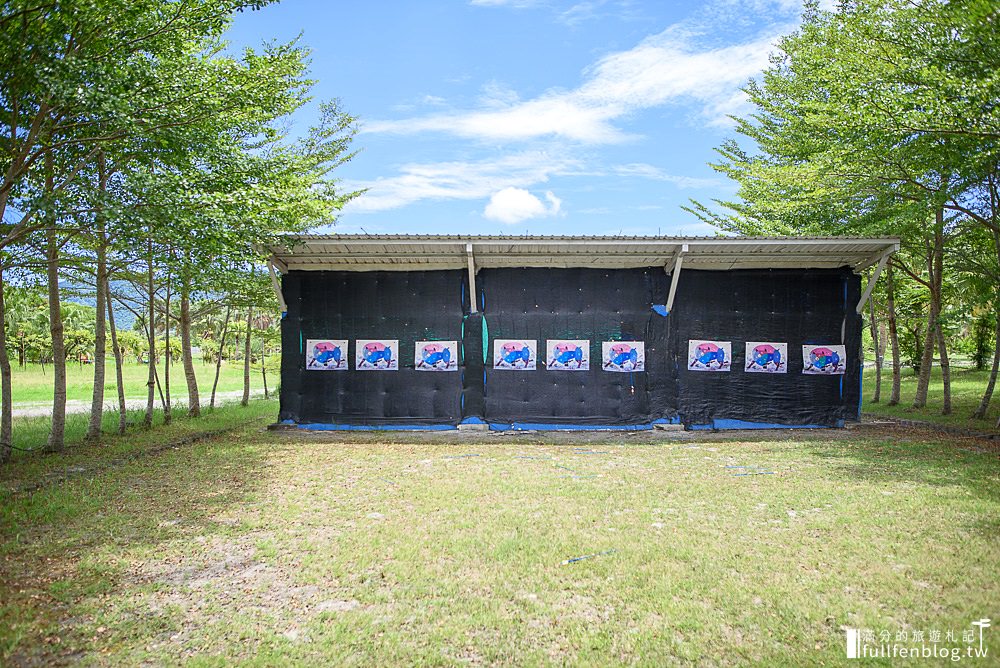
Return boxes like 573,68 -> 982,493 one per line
10,389 -> 267,419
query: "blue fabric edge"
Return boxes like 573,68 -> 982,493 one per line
293,422 -> 458,431
279,417 -> 845,432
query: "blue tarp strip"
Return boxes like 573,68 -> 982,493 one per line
500,422 -> 654,432
296,423 -> 457,431
460,416 -> 487,425
282,417 -> 842,432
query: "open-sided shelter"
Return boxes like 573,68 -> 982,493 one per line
264,235 -> 898,430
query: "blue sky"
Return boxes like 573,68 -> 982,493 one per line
225,0 -> 819,236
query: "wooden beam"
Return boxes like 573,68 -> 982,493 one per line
466,243 -> 478,313
268,258 -> 288,316
856,251 -> 891,314
665,244 -> 688,313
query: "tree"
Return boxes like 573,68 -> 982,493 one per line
687,0 -> 1000,415
1,1 -> 360,461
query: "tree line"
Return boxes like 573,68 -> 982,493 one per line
688,0 -> 1000,426
0,0 -> 359,463
2,282 -> 279,395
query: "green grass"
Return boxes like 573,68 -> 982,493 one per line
8,360 -> 271,404
2,423 -> 997,665
863,366 -> 999,432
1,398 -> 279,480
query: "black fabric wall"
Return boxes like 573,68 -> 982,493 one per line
476,267 -> 672,425
670,268 -> 862,427
279,266 -> 861,428
279,270 -> 467,425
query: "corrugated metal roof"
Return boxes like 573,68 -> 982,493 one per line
264,234 -> 899,273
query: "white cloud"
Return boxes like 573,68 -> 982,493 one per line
483,188 -> 562,224
559,1 -> 608,26
342,151 -> 579,214
478,81 -> 521,109
364,25 -> 783,143
612,163 -> 723,188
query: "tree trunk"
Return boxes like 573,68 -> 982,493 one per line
886,265 -> 902,405
241,308 -> 252,407
106,284 -> 127,435
973,305 -> 1000,420
973,230 -> 1000,420
179,272 -> 200,417
261,343 -> 268,399
45,147 -> 66,452
913,211 -> 945,408
85,239 -> 107,441
144,237 -> 156,428
936,325 -> 951,415
210,305 -> 231,408
869,289 -> 882,404
0,267 -> 12,464
86,156 -> 109,441
163,273 -> 172,425
153,360 -> 167,411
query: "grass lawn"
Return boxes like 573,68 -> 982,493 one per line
8,361 -> 271,405
863,366 -> 1000,432
2,414 -> 997,665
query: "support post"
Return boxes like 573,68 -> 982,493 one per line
466,243 -> 478,313
268,257 -> 287,318
856,252 -> 890,314
665,244 -> 688,313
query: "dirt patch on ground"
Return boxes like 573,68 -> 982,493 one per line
129,535 -> 365,657
272,419 -> 999,452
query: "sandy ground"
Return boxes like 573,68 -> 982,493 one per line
10,389 -> 267,418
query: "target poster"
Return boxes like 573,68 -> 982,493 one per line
493,340 -> 536,370
602,341 -> 645,372
415,341 -> 458,371
546,340 -> 589,370
305,339 -> 348,370
802,344 -> 847,375
355,339 -> 398,370
745,342 -> 787,374
687,340 -> 731,372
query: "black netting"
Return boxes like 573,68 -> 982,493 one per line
279,266 -> 861,428
279,270 -> 466,425
670,268 -> 862,427
476,267 -> 672,425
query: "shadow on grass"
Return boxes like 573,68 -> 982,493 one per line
0,405 -> 278,665
803,434 -> 1000,536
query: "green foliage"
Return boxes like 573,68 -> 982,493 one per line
688,0 -> 1000,411
689,0 -> 999,235
0,0 -> 359,456
972,314 -> 997,371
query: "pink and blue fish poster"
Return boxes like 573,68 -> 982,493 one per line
546,340 -> 589,370
356,339 -> 399,370
802,344 -> 847,374
602,341 -> 645,372
305,339 -> 348,370
493,340 -> 537,370
415,341 -> 458,371
745,342 -> 787,373
687,340 -> 731,372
